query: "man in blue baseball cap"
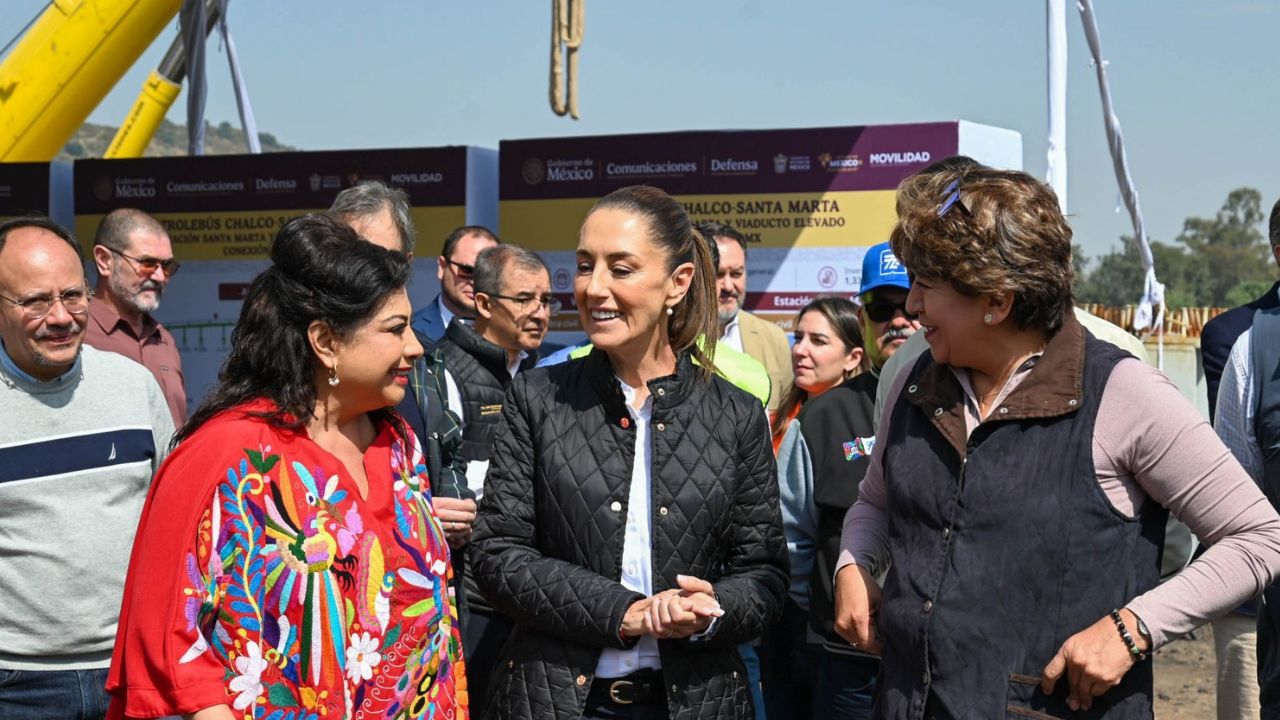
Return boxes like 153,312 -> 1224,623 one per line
859,241 -> 920,372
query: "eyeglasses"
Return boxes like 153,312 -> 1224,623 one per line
0,287 -> 94,320
444,258 -> 475,278
862,299 -> 917,323
110,247 -> 181,277
937,178 -> 972,218
489,293 -> 562,315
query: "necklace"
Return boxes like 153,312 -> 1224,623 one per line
974,347 -> 1046,407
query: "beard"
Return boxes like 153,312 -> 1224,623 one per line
109,271 -> 163,314
718,292 -> 741,325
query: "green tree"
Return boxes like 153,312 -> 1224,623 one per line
1071,243 -> 1090,296
1075,236 -> 1202,306
1225,279 -> 1274,308
1175,187 -> 1270,306
1077,237 -> 1143,306
1153,241 -> 1205,307
1077,187 -> 1270,308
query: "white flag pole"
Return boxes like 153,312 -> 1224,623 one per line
1046,0 -> 1068,213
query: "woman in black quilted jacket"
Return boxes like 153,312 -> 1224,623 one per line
471,184 -> 788,720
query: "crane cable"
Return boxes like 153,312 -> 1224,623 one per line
0,2 -> 47,62
550,0 -> 584,119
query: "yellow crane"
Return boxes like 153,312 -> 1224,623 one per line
0,0 -> 587,162
0,0 -> 181,162
107,0 -> 226,158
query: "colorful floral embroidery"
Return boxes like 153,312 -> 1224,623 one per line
180,435 -> 465,719
230,641 -> 269,710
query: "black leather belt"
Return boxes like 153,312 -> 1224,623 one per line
590,670 -> 663,705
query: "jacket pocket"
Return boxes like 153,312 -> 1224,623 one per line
1006,673 -> 1069,720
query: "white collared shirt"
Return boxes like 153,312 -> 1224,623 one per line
720,313 -> 744,352
437,296 -> 456,328
595,378 -> 662,677
507,351 -> 528,378
1217,328 -> 1264,483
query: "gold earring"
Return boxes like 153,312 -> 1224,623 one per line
328,363 -> 340,387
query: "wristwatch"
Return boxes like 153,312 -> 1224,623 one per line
1135,615 -> 1152,645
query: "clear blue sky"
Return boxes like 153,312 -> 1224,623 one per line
5,1 -> 1277,260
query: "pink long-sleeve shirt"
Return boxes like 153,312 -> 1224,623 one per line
837,356 -> 1280,649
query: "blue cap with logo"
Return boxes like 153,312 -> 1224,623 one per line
859,241 -> 910,295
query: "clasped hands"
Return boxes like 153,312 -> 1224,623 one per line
621,574 -> 724,640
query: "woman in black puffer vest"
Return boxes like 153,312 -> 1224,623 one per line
472,185 -> 788,720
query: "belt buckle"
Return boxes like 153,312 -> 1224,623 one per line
608,679 -> 635,704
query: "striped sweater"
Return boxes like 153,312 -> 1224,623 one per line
0,344 -> 174,670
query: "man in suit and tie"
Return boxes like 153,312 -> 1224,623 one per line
1200,196 -> 1280,720
411,225 -> 501,346
700,221 -> 793,414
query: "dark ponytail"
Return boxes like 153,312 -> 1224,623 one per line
174,214 -> 411,446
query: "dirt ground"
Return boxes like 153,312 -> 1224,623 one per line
1154,625 -> 1220,719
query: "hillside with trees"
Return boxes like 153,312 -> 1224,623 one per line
55,119 -> 296,161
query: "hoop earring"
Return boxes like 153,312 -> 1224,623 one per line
328,363 -> 340,387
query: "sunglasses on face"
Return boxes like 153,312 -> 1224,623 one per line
110,247 -> 181,276
863,299 -> 918,323
445,258 -> 475,278
0,287 -> 94,320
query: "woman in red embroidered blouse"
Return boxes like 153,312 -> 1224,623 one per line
106,215 -> 466,720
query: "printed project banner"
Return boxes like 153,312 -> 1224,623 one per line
74,147 -> 497,407
500,122 -> 1020,334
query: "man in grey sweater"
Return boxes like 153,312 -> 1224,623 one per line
0,217 -> 174,719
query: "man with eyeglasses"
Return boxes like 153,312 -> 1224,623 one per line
0,217 -> 174,718
435,243 -> 550,715
411,225 -> 501,345
84,208 -> 187,424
